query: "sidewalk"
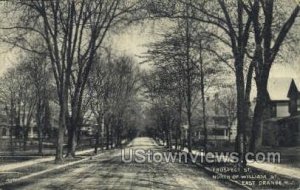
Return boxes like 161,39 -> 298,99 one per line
178,147 -> 300,180
248,162 -> 300,180
0,148 -> 94,173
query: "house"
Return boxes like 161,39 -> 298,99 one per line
267,78 -> 292,118
287,78 -> 300,145
0,123 -> 10,139
0,109 -> 14,150
287,78 -> 300,116
0,107 -> 12,140
181,93 -> 237,147
0,100 -> 59,141
262,78 -> 300,147
204,94 -> 237,144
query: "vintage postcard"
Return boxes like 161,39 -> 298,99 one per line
0,1 -> 299,189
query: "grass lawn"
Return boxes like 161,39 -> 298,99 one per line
0,156 -> 85,185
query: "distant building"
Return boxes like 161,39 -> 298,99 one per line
0,105 -> 12,140
0,107 -> 59,150
0,123 -> 10,139
202,94 -> 237,144
0,107 -> 13,150
267,78 -> 292,118
181,93 -> 237,146
262,78 -> 300,147
288,78 -> 300,116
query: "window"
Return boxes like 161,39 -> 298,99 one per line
214,117 -> 229,126
289,98 -> 297,114
2,128 -> 7,136
271,104 -> 277,117
297,99 -> 300,111
212,129 -> 224,136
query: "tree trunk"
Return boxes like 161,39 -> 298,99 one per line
187,110 -> 192,153
199,45 -> 207,153
250,75 -> 269,153
38,128 -> 43,154
110,125 -> 114,148
55,99 -> 66,163
177,100 -> 182,151
66,102 -> 82,158
66,122 -> 77,158
235,61 -> 247,167
101,115 -> 104,150
9,97 -> 15,155
116,119 -> 122,148
106,120 -> 110,150
36,100 -> 43,154
250,98 -> 264,153
185,0 -> 193,153
175,126 -> 178,151
23,126 -> 28,151
228,127 -> 231,143
94,116 -> 102,154
175,135 -> 178,150
9,127 -> 13,155
166,129 -> 170,149
94,131 -> 99,154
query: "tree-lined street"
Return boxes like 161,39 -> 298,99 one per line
0,1 -> 299,189
2,138 -> 232,190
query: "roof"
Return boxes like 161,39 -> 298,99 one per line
205,98 -> 228,117
292,78 -> 300,91
288,78 -> 300,97
268,78 -> 292,101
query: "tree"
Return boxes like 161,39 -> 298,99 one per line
145,20 -> 202,152
144,0 -> 255,165
248,1 -> 299,153
214,86 -> 237,143
0,68 -> 19,154
142,69 -> 181,150
15,63 -> 37,151
88,49 -> 141,152
144,15 -> 222,153
20,52 -> 52,154
0,59 -> 47,152
1,0 -> 143,161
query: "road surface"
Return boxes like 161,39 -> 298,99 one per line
1,137 -> 235,190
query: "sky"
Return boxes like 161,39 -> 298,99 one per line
0,17 -> 299,78
0,22 -> 160,74
0,47 -> 16,74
